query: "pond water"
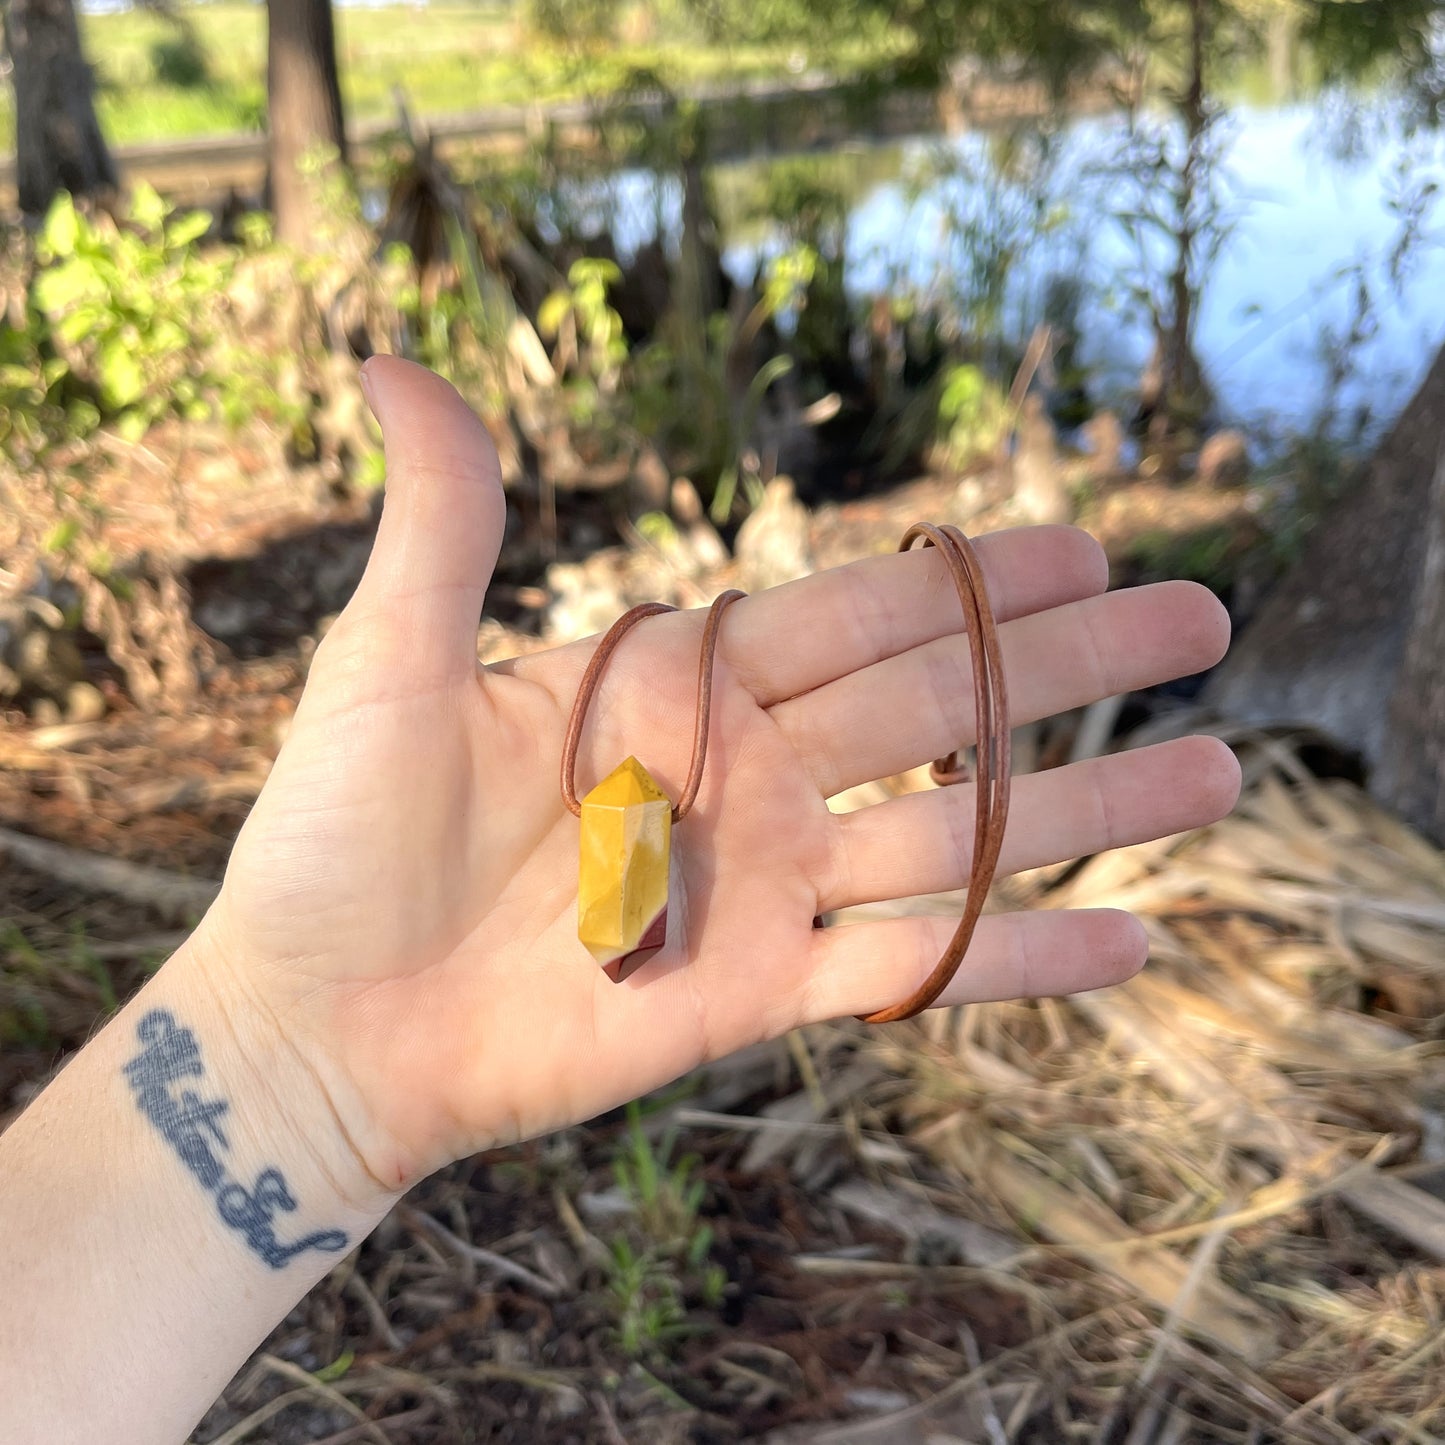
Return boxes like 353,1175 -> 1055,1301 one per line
557,94 -> 1445,447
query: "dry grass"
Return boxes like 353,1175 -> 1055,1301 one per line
774,729 -> 1445,1442
5,638 -> 1445,1440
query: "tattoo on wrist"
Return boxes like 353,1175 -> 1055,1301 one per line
124,1008 -> 349,1270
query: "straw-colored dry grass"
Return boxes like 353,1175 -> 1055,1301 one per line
765,728 -> 1445,1442
5,572 -> 1444,1440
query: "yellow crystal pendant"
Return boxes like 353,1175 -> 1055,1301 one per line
578,757 -> 672,982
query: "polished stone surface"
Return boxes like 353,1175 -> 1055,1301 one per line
577,756 -> 671,982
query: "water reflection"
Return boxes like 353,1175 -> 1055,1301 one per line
548,98 -> 1445,443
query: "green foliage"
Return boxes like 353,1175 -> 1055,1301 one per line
935,362 -> 1009,466
385,215 -> 513,412
65,924 -> 117,1014
760,243 -> 817,320
1304,0 -> 1441,123
150,34 -> 210,89
527,0 -> 621,44
708,352 -> 793,523
1126,523 -> 1241,589
15,187 -> 275,448
612,1102 -> 710,1254
682,0 -> 893,49
527,240 -> 805,515
0,923 -> 56,1049
0,2 -> 899,152
313,1350 -> 355,1384
628,243 -> 813,520
1256,431 -> 1357,569
601,1103 -> 725,1359
604,1236 -> 691,1357
909,127 -> 1070,355
539,257 -> 629,410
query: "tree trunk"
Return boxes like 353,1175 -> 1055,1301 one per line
1376,450 -> 1445,840
2,0 -> 117,217
266,0 -> 347,247
1208,344 -> 1445,840
1159,0 -> 1211,433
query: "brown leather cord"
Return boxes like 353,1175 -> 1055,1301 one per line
561,589 -> 747,823
561,524 -> 1010,1025
856,524 -> 1011,1024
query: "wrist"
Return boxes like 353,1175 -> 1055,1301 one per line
0,917 -> 402,1445
157,919 -> 406,1237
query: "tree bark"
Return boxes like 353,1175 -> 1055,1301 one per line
2,0 -> 117,217
1208,344 -> 1445,839
266,0 -> 347,247
1376,449 -> 1445,840
1161,0 -> 1211,431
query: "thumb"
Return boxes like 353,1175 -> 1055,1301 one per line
347,355 -> 506,678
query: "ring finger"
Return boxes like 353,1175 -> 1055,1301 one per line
817,736 -> 1240,912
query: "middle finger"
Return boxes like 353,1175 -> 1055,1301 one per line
772,581 -> 1230,797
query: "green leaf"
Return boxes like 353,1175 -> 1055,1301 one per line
939,363 -> 987,419
151,318 -> 188,355
0,363 -> 41,390
313,1350 -> 354,1384
537,290 -> 571,339
32,259 -> 100,314
166,210 -> 211,248
43,519 -> 81,554
56,306 -> 103,347
710,465 -> 739,525
235,211 -> 274,250
115,408 -> 149,442
380,240 -> 414,269
41,194 -> 79,259
98,343 -> 145,408
744,354 -> 792,413
66,399 -> 101,435
569,256 -> 622,288
130,182 -> 168,235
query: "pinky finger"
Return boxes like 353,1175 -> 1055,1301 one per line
803,909 -> 1148,1023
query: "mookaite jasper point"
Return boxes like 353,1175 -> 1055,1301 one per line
577,757 -> 672,982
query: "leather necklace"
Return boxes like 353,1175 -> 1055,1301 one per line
561,523 -> 1010,1021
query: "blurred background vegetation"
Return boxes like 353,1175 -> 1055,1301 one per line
6,3 -> 1445,1442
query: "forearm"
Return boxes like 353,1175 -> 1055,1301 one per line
0,927 -> 400,1445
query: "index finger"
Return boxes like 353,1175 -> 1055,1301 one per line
720,524 -> 1108,708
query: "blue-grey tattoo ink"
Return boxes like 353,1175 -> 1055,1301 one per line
125,1009 -> 348,1270
218,1168 -> 352,1268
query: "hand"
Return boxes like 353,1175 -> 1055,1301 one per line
199,357 -> 1238,1204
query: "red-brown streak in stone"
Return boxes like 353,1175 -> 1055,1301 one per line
601,905 -> 668,984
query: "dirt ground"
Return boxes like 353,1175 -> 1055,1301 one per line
12,430 -> 1414,1445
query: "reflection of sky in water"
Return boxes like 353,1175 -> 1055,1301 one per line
552,102 -> 1445,441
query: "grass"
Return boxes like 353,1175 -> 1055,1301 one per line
603,1104 -> 726,1358
0,3 -> 902,151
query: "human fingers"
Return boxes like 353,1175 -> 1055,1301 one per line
801,908 -> 1148,1023
325,357 -> 506,689
720,525 -> 1108,707
817,736 -> 1240,911
773,581 -> 1231,798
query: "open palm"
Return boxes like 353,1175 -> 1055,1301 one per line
204,359 -> 1238,1200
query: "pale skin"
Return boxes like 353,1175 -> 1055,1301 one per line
0,357 -> 1241,1444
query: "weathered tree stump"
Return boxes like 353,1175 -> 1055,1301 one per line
1208,346 -> 1445,841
